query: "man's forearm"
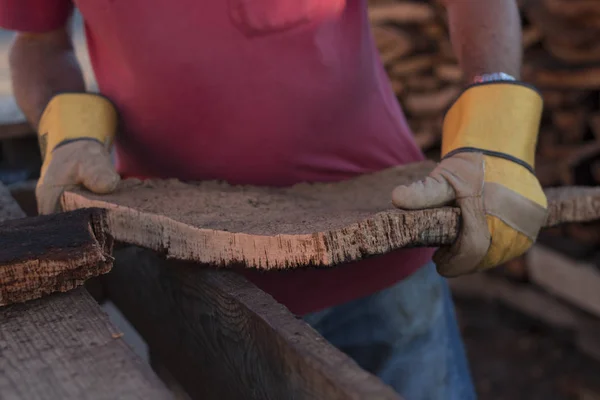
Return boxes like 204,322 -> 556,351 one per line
442,0 -> 522,82
9,27 -> 86,129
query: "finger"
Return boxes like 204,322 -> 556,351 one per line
78,148 -> 120,194
392,176 -> 455,210
432,197 -> 491,277
36,183 -> 65,215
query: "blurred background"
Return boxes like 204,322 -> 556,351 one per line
1,1 -> 600,399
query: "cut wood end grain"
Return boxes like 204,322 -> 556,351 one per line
0,208 -> 115,306
61,161 -> 600,271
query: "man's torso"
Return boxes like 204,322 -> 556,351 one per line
76,0 -> 434,314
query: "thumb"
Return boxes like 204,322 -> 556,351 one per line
36,183 -> 65,215
78,147 -> 120,194
392,176 -> 455,210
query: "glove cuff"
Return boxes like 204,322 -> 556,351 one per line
441,81 -> 543,168
37,92 -> 119,163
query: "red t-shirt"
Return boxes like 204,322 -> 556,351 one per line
1,0 -> 435,315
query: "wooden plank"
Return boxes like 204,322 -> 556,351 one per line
106,246 -> 402,400
0,288 -> 174,400
7,179 -> 37,217
527,244 -> 600,318
367,2 -> 435,24
449,270 -> 600,363
0,185 -> 173,400
61,161 -> 600,270
0,181 -> 26,220
0,206 -> 114,306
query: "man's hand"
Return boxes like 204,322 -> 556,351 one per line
7,29 -> 120,214
392,82 -> 548,277
36,139 -> 119,214
35,93 -> 120,214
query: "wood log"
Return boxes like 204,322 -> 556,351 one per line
106,246 -> 401,400
368,2 -> 435,25
389,79 -> 405,96
539,90 -> 592,109
0,204 -> 114,306
421,21 -> 445,41
546,41 -> 600,64
60,161 -> 600,270
434,64 -> 462,83
389,55 -> 436,78
538,0 -> 600,20
403,85 -> 459,116
522,25 -> 544,49
552,108 -> 588,143
403,75 -> 441,92
372,26 -> 413,66
525,66 -> 600,89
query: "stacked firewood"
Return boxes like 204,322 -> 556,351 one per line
368,0 -> 600,273
368,0 -> 600,185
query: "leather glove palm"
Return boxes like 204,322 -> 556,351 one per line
392,82 -> 548,277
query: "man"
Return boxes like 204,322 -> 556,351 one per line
0,0 -> 546,398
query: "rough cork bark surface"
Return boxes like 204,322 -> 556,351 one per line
0,192 -> 114,306
62,161 -> 600,270
0,184 -> 172,399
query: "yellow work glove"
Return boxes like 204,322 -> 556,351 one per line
392,81 -> 548,277
36,93 -> 120,215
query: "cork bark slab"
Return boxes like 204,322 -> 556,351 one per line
0,200 -> 114,306
0,184 -> 172,399
61,161 -> 600,270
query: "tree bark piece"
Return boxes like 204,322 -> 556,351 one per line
0,184 -> 173,400
61,161 -> 600,271
0,201 -> 114,306
367,1 -> 435,25
106,246 -> 402,400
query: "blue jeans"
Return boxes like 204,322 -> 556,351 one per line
303,261 -> 477,400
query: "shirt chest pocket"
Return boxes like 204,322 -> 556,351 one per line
229,0 -> 346,36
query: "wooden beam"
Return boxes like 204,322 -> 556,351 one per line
106,246 -> 402,400
61,161 -> 600,270
527,244 -> 600,318
0,181 -> 26,220
0,288 -> 174,400
0,185 -> 173,400
7,179 -> 38,217
449,270 -> 600,363
0,206 -> 114,306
